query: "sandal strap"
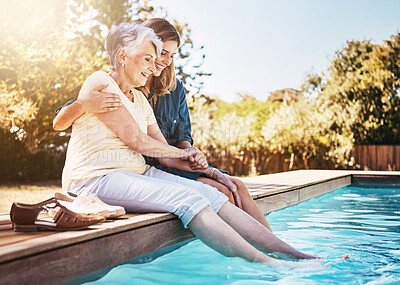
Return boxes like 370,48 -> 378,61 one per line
10,197 -> 58,226
53,203 -> 105,229
10,197 -> 105,229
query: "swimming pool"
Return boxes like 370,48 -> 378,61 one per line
78,185 -> 400,284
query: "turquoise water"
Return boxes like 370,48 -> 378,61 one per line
84,185 -> 400,284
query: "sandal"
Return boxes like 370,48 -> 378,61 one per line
86,193 -> 126,218
10,197 -> 105,232
54,193 -> 110,218
55,192 -> 126,219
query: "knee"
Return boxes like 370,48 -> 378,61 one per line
177,195 -> 211,228
214,184 -> 234,203
232,179 -> 251,197
214,183 -> 229,195
188,205 -> 213,228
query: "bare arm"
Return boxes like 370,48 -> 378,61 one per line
53,84 -> 122,131
158,148 -> 239,204
173,139 -> 208,170
53,100 -> 86,131
148,123 -> 238,201
169,137 -> 238,203
147,123 -> 208,170
175,140 -> 192,149
96,106 -> 195,159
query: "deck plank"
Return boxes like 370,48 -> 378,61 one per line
0,170 -> 399,284
0,212 -> 176,264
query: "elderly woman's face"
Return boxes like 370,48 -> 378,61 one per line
153,40 -> 179,77
124,40 -> 157,87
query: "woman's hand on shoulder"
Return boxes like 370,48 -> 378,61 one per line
78,83 -> 122,113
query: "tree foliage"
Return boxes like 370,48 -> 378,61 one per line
191,33 -> 400,173
1,1 -> 398,180
213,94 -> 281,135
318,37 -> 400,144
0,0 -> 209,182
263,35 -> 400,169
69,0 -> 210,95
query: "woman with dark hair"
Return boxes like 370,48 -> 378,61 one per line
54,18 -> 273,232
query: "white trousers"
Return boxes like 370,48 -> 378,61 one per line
68,166 -> 228,228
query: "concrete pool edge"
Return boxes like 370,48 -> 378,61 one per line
1,170 -> 400,284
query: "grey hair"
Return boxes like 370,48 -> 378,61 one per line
106,22 -> 163,70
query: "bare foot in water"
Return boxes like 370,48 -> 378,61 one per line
317,254 -> 350,261
266,254 -> 348,269
268,259 -> 329,270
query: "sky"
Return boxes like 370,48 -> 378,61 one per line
152,0 -> 400,102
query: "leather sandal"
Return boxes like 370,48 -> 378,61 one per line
10,197 -> 105,232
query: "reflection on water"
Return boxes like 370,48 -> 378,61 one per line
84,185 -> 400,285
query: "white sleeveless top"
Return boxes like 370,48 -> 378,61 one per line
62,71 -> 157,191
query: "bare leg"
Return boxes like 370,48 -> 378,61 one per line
196,176 -> 273,232
188,206 -> 282,264
231,178 -> 273,232
196,177 -> 235,204
217,202 -> 318,259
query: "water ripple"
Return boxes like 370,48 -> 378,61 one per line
83,185 -> 400,285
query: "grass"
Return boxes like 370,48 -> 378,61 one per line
0,180 -> 62,214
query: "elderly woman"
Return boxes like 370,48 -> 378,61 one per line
61,22 -> 322,265
54,18 -> 273,232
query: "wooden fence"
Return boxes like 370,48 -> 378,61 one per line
352,145 -> 400,171
205,149 -> 315,176
206,145 -> 400,176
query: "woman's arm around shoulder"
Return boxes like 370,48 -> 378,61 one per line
52,71 -> 121,131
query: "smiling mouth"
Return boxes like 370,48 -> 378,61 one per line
141,72 -> 150,78
156,63 -> 166,71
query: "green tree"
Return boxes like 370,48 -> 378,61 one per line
266,34 -> 400,170
189,94 -> 283,175
213,93 -> 281,134
263,98 -> 357,169
0,0 -> 209,182
69,0 -> 210,95
319,37 -> 400,144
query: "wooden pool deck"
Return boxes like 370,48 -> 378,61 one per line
1,170 -> 399,284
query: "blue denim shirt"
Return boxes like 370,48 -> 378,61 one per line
151,79 -> 193,146
54,79 -> 193,146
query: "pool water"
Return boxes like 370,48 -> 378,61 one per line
84,185 -> 400,284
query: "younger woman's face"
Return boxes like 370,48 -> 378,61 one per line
153,40 -> 178,77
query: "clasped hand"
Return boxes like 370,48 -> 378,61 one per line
183,147 -> 242,208
184,147 -> 208,170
